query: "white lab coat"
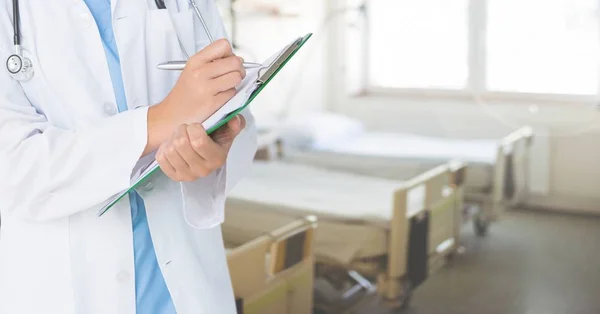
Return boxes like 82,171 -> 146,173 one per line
0,1 -> 257,313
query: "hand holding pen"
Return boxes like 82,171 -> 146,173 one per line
157,0 -> 261,71
146,39 -> 246,155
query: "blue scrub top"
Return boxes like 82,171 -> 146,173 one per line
82,1 -> 177,313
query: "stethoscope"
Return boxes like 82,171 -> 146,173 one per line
6,0 -> 260,82
6,0 -> 33,82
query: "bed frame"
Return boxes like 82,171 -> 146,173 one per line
467,126 -> 534,235
224,216 -> 318,314
241,142 -> 468,311
257,126 -> 534,237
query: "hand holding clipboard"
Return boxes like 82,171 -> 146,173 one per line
97,33 -> 313,217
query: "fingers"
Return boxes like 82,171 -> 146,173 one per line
205,56 -> 246,79
156,148 -> 177,179
172,126 -> 213,178
210,72 -> 244,95
156,144 -> 190,181
165,147 -> 193,181
156,113 -> 244,182
187,39 -> 234,68
157,125 -> 210,181
187,123 -> 227,168
213,88 -> 237,106
157,120 -> 243,182
189,55 -> 245,97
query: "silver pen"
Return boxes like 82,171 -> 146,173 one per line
157,0 -> 262,71
157,60 -> 260,70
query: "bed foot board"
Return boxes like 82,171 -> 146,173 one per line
227,216 -> 317,314
491,125 -> 535,216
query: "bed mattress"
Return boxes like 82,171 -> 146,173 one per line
282,132 -> 498,191
224,198 -> 388,264
225,161 -> 417,263
312,132 -> 499,164
228,161 -> 409,225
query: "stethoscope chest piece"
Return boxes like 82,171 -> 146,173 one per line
6,53 -> 33,81
7,54 -> 22,74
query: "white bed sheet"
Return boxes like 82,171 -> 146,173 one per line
227,161 -> 410,226
279,132 -> 497,191
311,132 -> 499,165
223,202 -> 388,264
225,161 -> 459,264
283,150 -> 494,192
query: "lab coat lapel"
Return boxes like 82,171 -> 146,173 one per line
111,0 -> 118,16
18,1 -> 117,123
112,0 -> 150,111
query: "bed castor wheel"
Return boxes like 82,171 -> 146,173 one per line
473,215 -> 489,237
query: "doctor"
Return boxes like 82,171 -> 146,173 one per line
0,0 -> 257,314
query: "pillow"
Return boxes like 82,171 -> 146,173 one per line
278,112 -> 365,149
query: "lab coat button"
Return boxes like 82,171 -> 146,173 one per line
116,271 -> 130,283
103,102 -> 117,116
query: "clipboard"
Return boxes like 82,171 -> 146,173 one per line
204,33 -> 312,135
97,33 -> 313,217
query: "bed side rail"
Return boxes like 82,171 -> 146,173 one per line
268,215 -> 318,276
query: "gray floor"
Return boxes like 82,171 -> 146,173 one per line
403,209 -> 600,314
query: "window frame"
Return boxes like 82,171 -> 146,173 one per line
356,0 -> 600,105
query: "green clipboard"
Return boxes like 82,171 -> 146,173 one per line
97,33 -> 313,217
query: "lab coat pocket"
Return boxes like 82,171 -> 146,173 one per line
144,8 -> 196,105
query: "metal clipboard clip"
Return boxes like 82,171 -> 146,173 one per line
255,37 -> 303,85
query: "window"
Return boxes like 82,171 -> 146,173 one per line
368,0 -> 469,89
487,0 -> 600,95
364,0 -> 600,97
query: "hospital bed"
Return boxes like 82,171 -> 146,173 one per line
273,113 -> 534,236
224,159 -> 466,311
224,216 -> 317,314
